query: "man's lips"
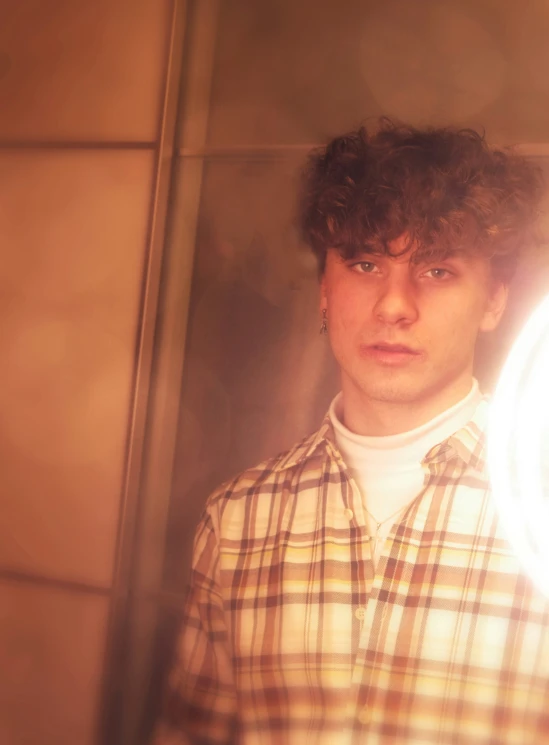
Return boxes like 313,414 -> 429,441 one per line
360,342 -> 422,364
367,343 -> 420,354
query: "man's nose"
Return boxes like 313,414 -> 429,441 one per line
373,277 -> 419,325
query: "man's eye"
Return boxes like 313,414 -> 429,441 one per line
352,261 -> 377,274
426,267 -> 451,279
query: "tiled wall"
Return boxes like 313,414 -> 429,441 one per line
0,2 -> 175,744
11,1 -> 548,743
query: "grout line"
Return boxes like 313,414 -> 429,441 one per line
178,143 -> 315,158
0,567 -> 113,596
0,140 -> 543,157
0,566 -> 189,607
178,142 -> 549,159
0,140 -> 157,151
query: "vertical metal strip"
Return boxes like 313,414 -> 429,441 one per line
134,0 -> 221,610
98,0 -> 221,744
121,2 -> 222,740
96,1 -> 188,743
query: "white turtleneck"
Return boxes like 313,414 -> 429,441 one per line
329,380 -> 483,566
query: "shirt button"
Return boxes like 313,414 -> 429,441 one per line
344,508 -> 354,520
358,706 -> 371,725
355,607 -> 366,620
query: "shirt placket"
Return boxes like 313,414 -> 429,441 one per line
343,456 -> 447,736
325,444 -> 382,731
326,442 -> 374,596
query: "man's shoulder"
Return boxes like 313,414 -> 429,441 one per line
205,418 -> 333,512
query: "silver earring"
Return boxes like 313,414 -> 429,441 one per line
319,308 -> 328,335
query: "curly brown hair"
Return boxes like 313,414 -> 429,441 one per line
298,118 -> 545,283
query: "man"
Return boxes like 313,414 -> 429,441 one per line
154,120 -> 548,744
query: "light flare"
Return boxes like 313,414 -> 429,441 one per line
487,294 -> 549,595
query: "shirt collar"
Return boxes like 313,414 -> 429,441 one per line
423,397 -> 489,472
271,412 -> 335,472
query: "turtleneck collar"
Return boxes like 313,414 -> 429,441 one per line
329,379 -> 483,469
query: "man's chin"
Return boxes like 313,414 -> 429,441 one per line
350,372 -> 434,405
360,386 -> 425,405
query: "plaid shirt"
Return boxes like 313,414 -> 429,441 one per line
156,399 -> 549,745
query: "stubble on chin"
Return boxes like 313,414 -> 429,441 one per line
344,366 -> 426,406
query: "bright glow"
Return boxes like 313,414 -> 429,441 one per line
487,294 -> 549,595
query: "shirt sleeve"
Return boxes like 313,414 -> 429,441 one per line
152,508 -> 237,745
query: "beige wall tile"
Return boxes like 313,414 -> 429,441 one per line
207,0 -> 549,147
0,149 -> 154,586
0,0 -> 172,141
0,581 -> 108,745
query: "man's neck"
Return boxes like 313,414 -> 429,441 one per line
340,375 -> 476,437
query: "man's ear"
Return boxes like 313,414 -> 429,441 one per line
480,282 -> 509,333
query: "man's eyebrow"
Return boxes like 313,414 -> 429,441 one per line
353,248 -> 384,258
340,251 -> 377,262
414,252 -> 463,264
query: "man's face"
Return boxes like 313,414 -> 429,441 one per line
320,235 -> 508,412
